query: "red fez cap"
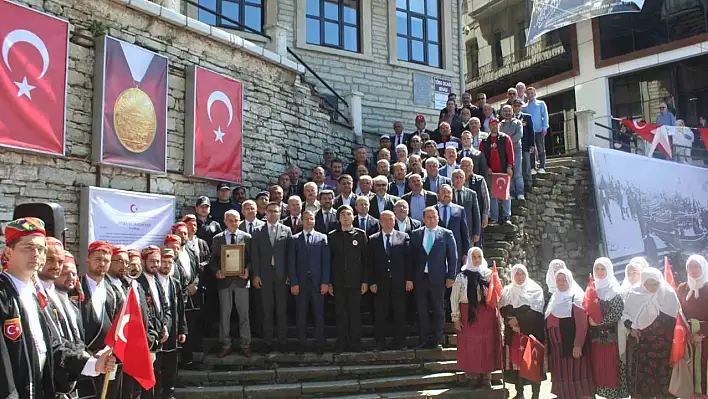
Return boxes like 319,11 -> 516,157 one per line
4,217 -> 46,245
46,236 -> 63,248
87,240 -> 112,255
127,249 -> 141,259
181,214 -> 196,223
64,252 -> 76,265
111,245 -> 128,257
141,245 -> 161,259
161,248 -> 175,259
171,222 -> 188,234
164,235 -> 181,246
489,117 -> 500,125
415,114 -> 425,123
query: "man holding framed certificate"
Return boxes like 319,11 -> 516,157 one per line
209,210 -> 252,358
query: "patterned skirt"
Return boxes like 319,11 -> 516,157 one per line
456,303 -> 502,374
547,326 -> 595,399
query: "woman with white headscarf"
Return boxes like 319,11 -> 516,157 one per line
588,257 -> 628,399
620,256 -> 649,292
677,255 -> 708,396
545,268 -> 595,399
622,267 -> 681,398
499,264 -> 546,399
451,247 -> 501,389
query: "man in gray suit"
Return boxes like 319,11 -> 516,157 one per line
210,210 -> 252,358
251,201 -> 292,353
450,169 -> 482,247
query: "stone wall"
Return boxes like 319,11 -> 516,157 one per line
0,0 -> 359,253
483,153 -> 602,288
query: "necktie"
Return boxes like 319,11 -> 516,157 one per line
293,217 -> 298,232
425,229 -> 434,254
360,217 -> 366,231
306,232 -> 312,245
385,234 -> 391,255
230,231 -> 236,245
442,205 -> 448,227
270,225 -> 276,246
248,223 -> 252,234
457,190 -> 462,205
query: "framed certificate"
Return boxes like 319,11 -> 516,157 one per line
221,243 -> 245,277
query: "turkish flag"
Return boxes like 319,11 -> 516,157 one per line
0,2 -> 68,155
664,256 -> 677,290
509,332 -> 524,367
490,173 -> 511,200
486,262 -> 503,307
670,314 -> 688,367
187,65 -> 243,182
620,119 -> 672,158
583,275 -> 603,324
98,36 -> 168,173
105,283 -> 156,390
520,334 -> 545,384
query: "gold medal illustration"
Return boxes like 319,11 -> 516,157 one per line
113,87 -> 157,153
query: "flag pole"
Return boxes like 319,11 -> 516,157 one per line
99,348 -> 114,399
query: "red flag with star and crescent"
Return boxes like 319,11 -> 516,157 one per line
620,119 -> 672,158
490,173 -> 511,201
187,65 -> 243,183
583,275 -> 603,324
520,334 -> 545,384
105,284 -> 155,390
664,256 -> 677,290
486,261 -> 503,307
0,1 -> 68,155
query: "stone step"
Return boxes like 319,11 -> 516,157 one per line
325,386 -> 507,399
178,361 -> 465,386
173,371 -> 470,398
201,334 -> 457,353
196,347 -> 458,370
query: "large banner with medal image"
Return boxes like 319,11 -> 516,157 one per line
92,35 -> 168,173
0,1 -> 69,156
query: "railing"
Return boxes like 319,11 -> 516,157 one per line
182,0 -> 351,125
467,37 -> 567,84
594,122 -> 708,165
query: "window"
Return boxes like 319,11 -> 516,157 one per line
492,32 -> 503,68
396,0 -> 441,67
305,0 -> 360,52
197,0 -> 264,33
466,39 -> 479,79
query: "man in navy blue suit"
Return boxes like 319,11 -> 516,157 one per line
288,210 -> 331,355
410,207 -> 458,349
435,184 -> 470,273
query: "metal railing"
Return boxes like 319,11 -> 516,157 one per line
594,122 -> 708,165
182,0 -> 351,125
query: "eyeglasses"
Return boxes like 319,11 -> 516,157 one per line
659,107 -> 666,109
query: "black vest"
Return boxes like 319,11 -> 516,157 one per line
482,133 -> 509,170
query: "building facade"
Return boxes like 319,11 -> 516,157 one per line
463,0 -> 708,154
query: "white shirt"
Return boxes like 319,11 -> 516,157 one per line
178,248 -> 192,281
86,275 -> 106,320
422,226 -> 439,273
106,275 -> 126,302
7,272 -> 47,372
157,274 -> 171,307
396,219 -> 407,232
57,290 -> 80,339
225,229 -> 239,243
144,274 -> 161,312
187,236 -> 200,259
41,280 -> 72,341
341,193 -> 356,206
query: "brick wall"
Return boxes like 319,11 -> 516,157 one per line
0,0 -> 360,253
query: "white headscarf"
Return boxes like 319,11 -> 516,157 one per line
545,259 -> 567,294
593,257 -> 622,301
545,268 -> 585,319
499,264 -> 545,314
620,256 -> 649,291
622,267 -> 680,330
685,254 -> 708,301
461,247 -> 491,278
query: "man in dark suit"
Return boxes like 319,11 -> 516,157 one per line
370,175 -> 399,219
459,126 -> 490,183
333,174 -> 358,209
328,205 -> 369,352
436,184 -> 471,273
315,189 -> 339,234
311,166 -> 334,192
251,202 -> 292,353
281,195 -> 304,235
353,196 -> 380,237
410,207 -> 458,349
402,174 -> 438,222
288,210 -> 331,355
211,210 -> 253,358
368,211 -> 412,350
451,169 -> 482,247
388,162 -> 410,197
393,199 -> 422,234
423,158 -> 451,193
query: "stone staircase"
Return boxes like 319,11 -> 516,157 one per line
175,319 -> 507,398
